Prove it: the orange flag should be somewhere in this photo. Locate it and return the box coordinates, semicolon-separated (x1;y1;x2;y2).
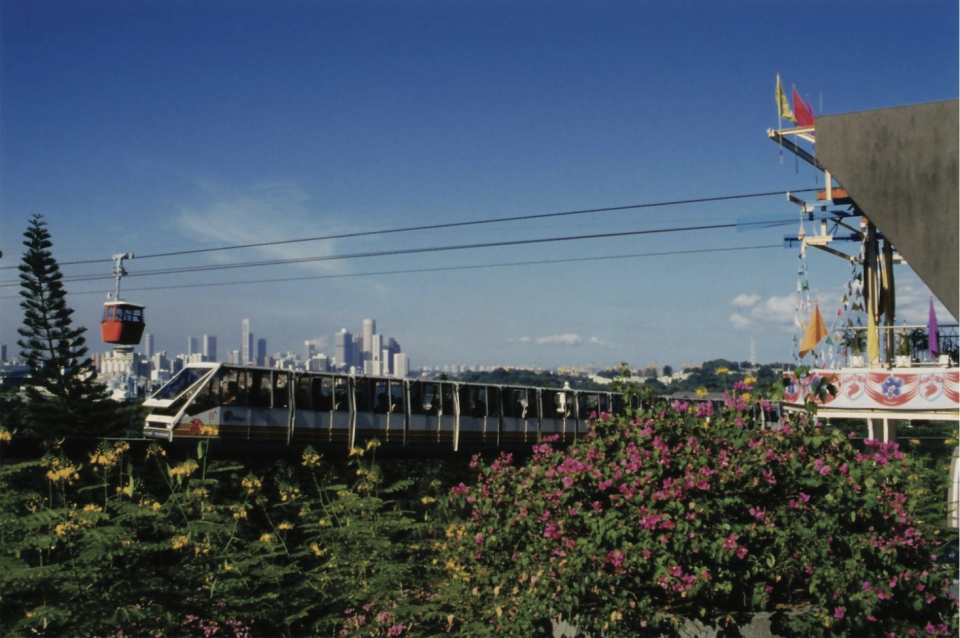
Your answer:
799;303;828;358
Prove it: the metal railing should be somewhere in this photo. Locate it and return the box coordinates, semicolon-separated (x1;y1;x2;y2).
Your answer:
840;323;958;368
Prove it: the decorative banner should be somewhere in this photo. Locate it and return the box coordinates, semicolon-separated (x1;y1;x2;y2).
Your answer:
783;369;959;412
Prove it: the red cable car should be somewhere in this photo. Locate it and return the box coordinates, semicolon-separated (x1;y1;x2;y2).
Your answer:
100;252;146;346
101;301;146;345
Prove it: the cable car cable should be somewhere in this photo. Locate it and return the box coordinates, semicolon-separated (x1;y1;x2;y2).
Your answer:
4;243;779;299
0;187;818;271
0;218;793;288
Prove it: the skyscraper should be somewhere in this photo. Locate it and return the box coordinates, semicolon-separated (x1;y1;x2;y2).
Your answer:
203;335;217;362
257;338;267;367
143;334;155;360
362;319;376;363
241;319;252;365
334;329;353;372
187;336;199;357
305;340;317;364
393;353;409;378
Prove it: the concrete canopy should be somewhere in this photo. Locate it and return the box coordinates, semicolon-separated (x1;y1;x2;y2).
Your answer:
815;100;959;320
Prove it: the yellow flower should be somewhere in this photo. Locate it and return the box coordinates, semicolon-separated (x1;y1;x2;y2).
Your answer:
421;496;436;505
716;367;729;375
146;444;166;458
171;535;189;550
279;485;300;502
259;533;273;544
695;387;708;399
348;447;364;457
170;460;198;478
741;393;752;403
200;424;219;437
151;501;162;511
82;504;103;513
0;428;12;442
945;438;957;446
241;476;262;495
909;439;921;447
231;506;248;520
744;376;758;385
302;448;322;467
278;521;294;531
310;542;323;557
366;439;381;451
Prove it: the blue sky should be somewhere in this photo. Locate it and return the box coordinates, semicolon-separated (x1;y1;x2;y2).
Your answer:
1;1;957;369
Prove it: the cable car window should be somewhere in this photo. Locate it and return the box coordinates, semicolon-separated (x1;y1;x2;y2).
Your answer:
314;377;334;412
373;380;390;414
249;371;271;409
102;306;114;321
354;379;372;413
152;367;212;401
440;383;455;416
333;378;350;412
296;375;312;410
220;368;245;406
501;388;523;418
486;387;501;417
274;372;290;409
599;394;610;414
390;382;404;413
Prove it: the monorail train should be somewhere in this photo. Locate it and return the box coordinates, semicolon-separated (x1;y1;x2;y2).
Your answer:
143;363;630;451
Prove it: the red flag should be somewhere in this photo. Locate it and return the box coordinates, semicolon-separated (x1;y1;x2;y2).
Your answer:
793;86;815;127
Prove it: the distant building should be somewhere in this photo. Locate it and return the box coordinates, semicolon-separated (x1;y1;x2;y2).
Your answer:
241;319;252;365
393;353;409;378
143;334;154;360
335;329;354;372
187;336;199;357
256;338;267;366
228;350;241;365
305;340;317;363
203;335;217;362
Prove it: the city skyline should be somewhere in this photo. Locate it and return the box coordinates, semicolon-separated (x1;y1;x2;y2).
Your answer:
1;2;956;369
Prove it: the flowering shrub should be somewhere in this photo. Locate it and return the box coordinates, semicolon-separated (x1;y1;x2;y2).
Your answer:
442;384;958;636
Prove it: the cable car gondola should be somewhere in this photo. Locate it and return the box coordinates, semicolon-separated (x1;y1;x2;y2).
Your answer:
100;252;146;346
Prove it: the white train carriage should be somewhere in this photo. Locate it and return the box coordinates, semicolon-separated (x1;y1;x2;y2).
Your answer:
143;363;627;451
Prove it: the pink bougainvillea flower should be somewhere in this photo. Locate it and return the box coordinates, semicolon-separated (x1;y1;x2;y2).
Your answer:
833;607;845;619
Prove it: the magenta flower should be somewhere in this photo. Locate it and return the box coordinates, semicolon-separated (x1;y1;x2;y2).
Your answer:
833;607;845;619
736;546;748;560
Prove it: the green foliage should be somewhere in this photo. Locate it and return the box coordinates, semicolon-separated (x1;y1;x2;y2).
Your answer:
16;215;123;437
455;368;609;391
441;386;959;636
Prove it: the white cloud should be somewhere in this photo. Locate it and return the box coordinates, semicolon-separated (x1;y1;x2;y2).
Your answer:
729;312;753;330
175;182;351;274
749;295;796;325
519;336;531;342
588;336;615;348
731;293;761;308
535;333;583;346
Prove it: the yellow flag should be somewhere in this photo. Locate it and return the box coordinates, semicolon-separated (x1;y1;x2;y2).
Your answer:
776;75;796;124
866;307;880;363
798;303;827;358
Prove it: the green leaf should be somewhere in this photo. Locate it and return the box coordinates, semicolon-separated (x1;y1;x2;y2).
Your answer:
766;554;776;568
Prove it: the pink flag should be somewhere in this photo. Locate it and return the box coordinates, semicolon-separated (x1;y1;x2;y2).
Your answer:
928;296;939;356
793;87;815;127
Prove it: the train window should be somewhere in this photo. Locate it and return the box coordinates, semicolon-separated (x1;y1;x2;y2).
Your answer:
599;394;610;414
373;380;390;414
580;393;600;418
486;387;501;417
313;377;334;412
460;386;486;418
526;390;540;418
612;395;624;415
333;378;350;412
152;367;212;401
219;368;245;406
390;382;404;413
296;376;312;410
420;382;440;415
354;379;373;413
502;388;526;418
249;371;271;409
542;390;560;416
274;372;290;409
187;377;219;415
440;383;455;416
